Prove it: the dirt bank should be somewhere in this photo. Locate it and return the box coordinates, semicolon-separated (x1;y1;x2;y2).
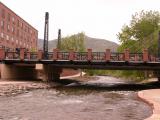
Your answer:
138;89;160;120
0;75;97;96
0;80;59;96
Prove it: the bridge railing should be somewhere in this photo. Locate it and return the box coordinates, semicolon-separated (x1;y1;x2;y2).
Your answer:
148;55;158;62
47;52;53;60
74;52;87;61
92;52;105;61
0;48;159;62
58;52;69;60
5;51;20;59
30;52;38;60
129;53;143;61
111;52;124;61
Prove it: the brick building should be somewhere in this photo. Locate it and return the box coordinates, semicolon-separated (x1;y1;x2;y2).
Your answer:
0;2;38;51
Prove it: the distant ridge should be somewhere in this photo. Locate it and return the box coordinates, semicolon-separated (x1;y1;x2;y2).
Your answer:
38;36;119;52
84;36;118;52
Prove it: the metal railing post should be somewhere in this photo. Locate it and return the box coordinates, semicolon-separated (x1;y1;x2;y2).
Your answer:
143;49;149;62
53;49;58;61
105;49;111;61
69;49;75;61
87;49;92;61
124;49;129;62
0;48;5;60
20;48;25;60
38;50;43;60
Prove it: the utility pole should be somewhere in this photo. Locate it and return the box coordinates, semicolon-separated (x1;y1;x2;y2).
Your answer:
155;31;160;82
43;12;49;59
57;29;61;49
158;31;160;59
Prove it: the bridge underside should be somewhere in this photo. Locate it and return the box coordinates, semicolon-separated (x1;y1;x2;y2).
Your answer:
1;64;37;80
2;60;160;70
0;63;62;81
1;60;160;81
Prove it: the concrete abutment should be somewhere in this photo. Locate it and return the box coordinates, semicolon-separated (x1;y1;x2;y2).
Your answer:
153;71;160;82
1;64;37;80
42;65;62;81
0;64;62;81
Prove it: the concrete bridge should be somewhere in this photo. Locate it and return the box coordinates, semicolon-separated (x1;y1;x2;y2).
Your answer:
0;48;160;81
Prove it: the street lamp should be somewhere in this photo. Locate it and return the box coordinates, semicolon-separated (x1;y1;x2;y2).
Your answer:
158;23;160;58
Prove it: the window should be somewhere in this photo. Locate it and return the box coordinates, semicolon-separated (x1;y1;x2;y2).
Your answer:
6;35;9;40
7;24;10;31
1;21;4;28
21;32;23;39
20;22;23;28
28;27;29;32
12;17;15;22
25;26;27;32
17;29;19;37
0;33;4;38
17;20;19;27
11;37;14;41
8;13;10;21
1;9;5;18
11;27;14;33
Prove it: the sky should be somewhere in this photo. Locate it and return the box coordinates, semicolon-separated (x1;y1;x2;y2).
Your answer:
1;0;160;43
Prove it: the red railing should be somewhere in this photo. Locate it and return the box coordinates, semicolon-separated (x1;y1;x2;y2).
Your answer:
0;48;158;62
5;51;20;59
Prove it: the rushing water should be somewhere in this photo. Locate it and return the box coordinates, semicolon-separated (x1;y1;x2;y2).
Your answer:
0;76;152;120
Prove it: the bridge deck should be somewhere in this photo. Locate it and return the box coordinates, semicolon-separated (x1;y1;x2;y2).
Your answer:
1;59;160;70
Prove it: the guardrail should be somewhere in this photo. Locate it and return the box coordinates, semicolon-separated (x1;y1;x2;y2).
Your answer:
0;48;158;62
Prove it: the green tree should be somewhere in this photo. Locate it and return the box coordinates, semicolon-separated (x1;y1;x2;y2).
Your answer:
116;10;160;80
118;10;160;54
60;32;85;52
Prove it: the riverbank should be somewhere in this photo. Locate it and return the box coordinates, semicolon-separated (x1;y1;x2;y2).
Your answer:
0;80;59;96
138;89;160;120
0;75;97;96
138;78;160;120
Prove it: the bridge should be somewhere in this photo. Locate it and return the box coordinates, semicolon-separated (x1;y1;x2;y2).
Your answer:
0;48;160;81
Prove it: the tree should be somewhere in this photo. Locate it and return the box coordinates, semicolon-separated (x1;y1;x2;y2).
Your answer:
116;10;160;80
117;10;160;54
60;32;85;52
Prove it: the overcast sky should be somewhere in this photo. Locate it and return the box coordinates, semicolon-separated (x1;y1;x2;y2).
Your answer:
1;0;160;43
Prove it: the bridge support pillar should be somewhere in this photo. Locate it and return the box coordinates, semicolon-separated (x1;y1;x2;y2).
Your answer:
42;65;62;81
153;71;160;82
1;64;37;80
157;74;160;82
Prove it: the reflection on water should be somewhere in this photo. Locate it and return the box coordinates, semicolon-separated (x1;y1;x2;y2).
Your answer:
0;76;152;120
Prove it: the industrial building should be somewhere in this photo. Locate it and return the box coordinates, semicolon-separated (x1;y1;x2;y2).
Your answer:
0;2;38;51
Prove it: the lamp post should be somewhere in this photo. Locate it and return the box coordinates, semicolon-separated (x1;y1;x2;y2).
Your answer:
57;29;61;49
158;23;160;58
156;23;160;82
158;31;160;58
43;12;49;59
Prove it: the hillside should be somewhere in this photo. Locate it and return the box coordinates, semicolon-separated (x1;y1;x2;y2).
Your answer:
84;36;118;52
38;36;119;52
